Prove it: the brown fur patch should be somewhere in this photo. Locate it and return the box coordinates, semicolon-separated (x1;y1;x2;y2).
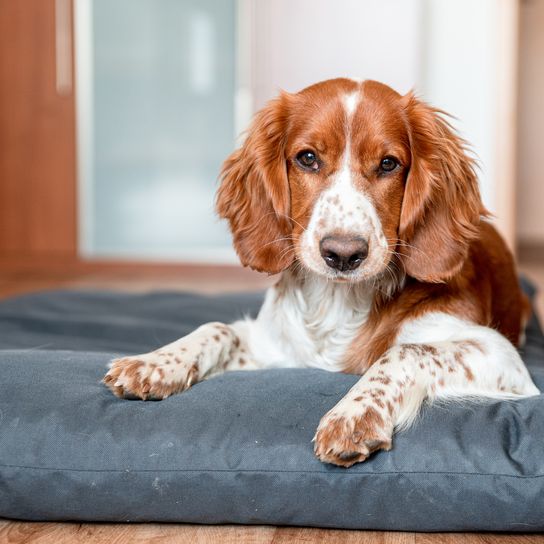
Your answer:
459;339;485;354
369;376;392;385
454;351;475;381
386;401;394;416
371;389;386;397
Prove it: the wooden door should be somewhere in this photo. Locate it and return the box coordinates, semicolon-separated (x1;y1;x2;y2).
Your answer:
0;0;77;265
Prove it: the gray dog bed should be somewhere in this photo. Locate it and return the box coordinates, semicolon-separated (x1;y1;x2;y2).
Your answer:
0;283;543;531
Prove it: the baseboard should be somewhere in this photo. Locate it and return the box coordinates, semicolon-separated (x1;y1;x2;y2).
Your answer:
518;241;544;264
0;253;256;280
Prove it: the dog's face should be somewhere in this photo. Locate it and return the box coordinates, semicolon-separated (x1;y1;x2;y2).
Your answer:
217;79;485;284
285;80;408;283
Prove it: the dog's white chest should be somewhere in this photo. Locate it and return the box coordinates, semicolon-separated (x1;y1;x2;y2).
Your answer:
248;272;372;371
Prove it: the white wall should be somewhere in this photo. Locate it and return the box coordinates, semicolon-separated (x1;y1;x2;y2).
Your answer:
420;0;518;246
517;0;544;245
420;0;497;210
250;0;423;109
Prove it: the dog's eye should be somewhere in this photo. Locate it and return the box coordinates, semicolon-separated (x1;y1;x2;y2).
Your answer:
380;157;398;173
296;150;320;171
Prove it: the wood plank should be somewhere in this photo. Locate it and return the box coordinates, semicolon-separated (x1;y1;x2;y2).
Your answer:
0;521;419;544
271;528;415;543
416;534;544;544
0;257;272;281
0;0;77;256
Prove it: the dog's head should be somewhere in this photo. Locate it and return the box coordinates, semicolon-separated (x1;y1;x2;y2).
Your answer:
217;78;486;284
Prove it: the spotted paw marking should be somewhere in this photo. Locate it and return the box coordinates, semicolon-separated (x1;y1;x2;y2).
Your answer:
103;322;244;400
313;406;393;467
103;353;199;400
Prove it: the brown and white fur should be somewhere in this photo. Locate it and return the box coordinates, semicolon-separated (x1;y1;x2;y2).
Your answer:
104;79;539;467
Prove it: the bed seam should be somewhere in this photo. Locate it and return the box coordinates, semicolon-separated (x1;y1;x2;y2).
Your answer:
0;463;542;479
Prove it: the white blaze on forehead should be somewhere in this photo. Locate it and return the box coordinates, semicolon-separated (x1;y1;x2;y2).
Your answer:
338;91;360;182
343;92;360;118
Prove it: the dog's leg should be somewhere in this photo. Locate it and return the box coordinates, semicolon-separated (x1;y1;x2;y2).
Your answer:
314;313;539;467
103;320;257;400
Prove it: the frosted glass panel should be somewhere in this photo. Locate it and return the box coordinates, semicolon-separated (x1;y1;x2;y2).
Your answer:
81;0;237;260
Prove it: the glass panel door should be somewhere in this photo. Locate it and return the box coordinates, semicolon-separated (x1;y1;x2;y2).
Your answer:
76;0;238;261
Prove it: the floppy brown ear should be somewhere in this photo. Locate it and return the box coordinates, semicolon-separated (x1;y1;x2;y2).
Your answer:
399;93;487;282
216;93;293;274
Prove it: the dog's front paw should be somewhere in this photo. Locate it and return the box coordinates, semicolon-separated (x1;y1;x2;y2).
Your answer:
313;406;393;467
103;354;199;400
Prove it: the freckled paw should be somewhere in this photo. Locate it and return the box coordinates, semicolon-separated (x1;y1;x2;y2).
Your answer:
103;356;199;401
313;410;393;467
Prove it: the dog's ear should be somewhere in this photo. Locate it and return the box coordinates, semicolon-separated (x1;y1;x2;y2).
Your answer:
399;93;487;282
216;93;293;274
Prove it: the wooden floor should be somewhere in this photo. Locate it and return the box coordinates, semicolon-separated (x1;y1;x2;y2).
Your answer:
1;522;544;544
1;261;543;544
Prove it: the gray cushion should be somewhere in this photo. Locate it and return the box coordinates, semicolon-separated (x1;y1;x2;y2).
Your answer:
0;283;544;531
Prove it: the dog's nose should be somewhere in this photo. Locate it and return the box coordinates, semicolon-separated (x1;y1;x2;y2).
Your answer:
319;236;369;272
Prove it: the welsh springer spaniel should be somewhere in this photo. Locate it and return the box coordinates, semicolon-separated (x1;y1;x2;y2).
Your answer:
104;79;539;467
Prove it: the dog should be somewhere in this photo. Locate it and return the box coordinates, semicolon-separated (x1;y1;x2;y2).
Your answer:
104;78;539;467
